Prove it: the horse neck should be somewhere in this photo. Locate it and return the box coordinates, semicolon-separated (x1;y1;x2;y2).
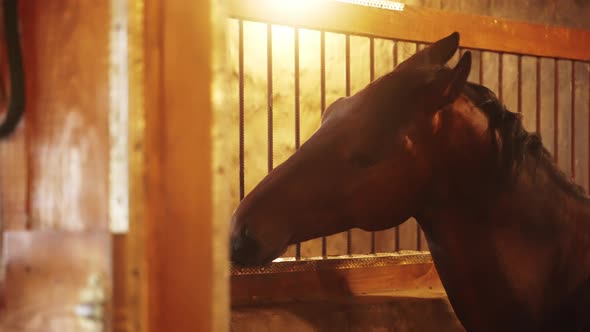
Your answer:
417;152;590;329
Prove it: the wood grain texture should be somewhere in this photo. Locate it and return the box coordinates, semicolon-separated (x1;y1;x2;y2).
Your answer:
143;0;216;331
123;1;150;331
229;0;590;61
0;231;112;332
232;262;442;305
20;1;110;230
232;290;464;332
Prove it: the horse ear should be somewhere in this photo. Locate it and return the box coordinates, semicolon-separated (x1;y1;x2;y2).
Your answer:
429;51;472;108
395;32;460;71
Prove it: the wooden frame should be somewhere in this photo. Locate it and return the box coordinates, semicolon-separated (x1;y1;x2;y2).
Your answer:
228;0;590;61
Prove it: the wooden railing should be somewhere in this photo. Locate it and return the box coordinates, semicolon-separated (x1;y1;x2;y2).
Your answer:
228;0;590;61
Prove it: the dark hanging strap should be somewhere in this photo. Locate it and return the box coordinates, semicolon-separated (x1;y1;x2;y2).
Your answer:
0;0;24;138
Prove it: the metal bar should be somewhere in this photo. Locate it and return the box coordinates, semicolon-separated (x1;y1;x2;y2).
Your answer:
320;31;326;116
267;24;274;173
294;27;302;260
536;57;541;134
554;58;559;162
321;31;327;257
345;34;352;256
239;20;245;201
393;39;399;252
416;42;424;252
369;36;376;254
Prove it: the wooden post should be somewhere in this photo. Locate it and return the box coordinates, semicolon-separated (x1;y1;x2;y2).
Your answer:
135;1;229;331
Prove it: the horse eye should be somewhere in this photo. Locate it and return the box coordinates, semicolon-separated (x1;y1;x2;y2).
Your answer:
350;154;375;169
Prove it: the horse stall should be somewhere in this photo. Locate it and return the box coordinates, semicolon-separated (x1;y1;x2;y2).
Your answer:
0;0;588;332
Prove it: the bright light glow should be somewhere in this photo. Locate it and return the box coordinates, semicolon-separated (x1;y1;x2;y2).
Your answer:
335;0;405;11
264;0;321;16
263;0;404;15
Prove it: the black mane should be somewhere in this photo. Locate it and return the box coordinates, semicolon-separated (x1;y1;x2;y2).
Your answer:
463;82;588;200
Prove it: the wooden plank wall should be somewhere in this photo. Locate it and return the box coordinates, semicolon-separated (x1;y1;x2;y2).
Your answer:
229;19;590;258
0;1;111;233
0;2;114;332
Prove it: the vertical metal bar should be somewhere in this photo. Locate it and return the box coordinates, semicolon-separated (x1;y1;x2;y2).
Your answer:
320;31;326;116
267;24;274;173
238;20;245;201
294;27;302;260
345;34;352;256
588;62;590;191
517;55;522;113
320;31;327;257
536;57;541;134
393;39;399;252
554;59;560;160
369;36;376;254
571;61;576;178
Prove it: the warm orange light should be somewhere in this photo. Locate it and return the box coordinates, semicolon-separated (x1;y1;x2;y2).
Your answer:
262;0;323;16
261;0;404;16
335;0;405;11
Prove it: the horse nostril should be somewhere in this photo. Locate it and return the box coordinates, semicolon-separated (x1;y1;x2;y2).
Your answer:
231;227;260;265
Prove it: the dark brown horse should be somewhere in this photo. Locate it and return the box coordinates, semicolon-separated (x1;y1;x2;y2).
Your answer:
229;32;590;331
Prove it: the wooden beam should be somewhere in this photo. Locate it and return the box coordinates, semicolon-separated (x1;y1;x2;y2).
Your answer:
228;0;590;62
232;260;443;305
20;1;111;230
141;0;224;331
